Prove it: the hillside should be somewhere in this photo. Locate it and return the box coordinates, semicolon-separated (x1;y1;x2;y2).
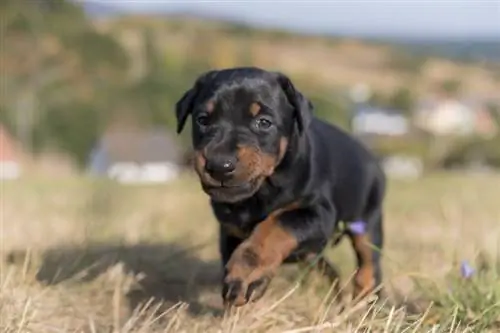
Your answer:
378;38;500;63
80;2;500;63
1;0;498;169
93;15;500;99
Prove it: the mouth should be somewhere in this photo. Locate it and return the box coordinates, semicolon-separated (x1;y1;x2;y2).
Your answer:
201;178;262;203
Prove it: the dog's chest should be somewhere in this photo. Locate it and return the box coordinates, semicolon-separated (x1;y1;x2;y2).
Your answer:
211;202;266;238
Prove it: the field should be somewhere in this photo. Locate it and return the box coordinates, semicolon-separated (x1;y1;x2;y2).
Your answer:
1;172;500;332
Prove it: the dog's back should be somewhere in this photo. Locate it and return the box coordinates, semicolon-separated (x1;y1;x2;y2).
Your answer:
306;117;386;223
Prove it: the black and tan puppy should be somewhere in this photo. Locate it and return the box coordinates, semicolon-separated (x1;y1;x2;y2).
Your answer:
175;67;386;307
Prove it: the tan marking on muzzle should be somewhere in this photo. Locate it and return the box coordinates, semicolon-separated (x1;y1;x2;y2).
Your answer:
192;150;206;174
235;139;289;181
236;145;275;181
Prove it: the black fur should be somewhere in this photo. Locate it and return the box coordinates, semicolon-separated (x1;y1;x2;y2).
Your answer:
175;67;386;304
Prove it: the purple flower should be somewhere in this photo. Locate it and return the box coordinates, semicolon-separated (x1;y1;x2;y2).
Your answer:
460;260;475;279
348;221;367;235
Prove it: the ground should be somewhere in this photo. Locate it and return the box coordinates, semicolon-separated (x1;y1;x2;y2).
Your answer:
1;171;500;332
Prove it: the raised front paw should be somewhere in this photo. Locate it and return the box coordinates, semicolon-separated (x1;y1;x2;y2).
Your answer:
222;246;274;307
222;275;271;307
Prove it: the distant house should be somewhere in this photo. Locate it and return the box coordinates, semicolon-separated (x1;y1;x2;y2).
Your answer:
414;98;473;136
414;97;497;137
350;105;424;180
88;127;183;184
351;105;410;137
0;124;22;180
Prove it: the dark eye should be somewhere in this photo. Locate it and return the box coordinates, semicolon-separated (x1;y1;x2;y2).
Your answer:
196;115;209;126
255;117;273;130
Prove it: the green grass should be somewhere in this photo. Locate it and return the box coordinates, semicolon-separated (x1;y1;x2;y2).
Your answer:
1;171;500;332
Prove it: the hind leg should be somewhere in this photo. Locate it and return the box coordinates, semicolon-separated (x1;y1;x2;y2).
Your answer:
370;210;384;295
347;207;384;301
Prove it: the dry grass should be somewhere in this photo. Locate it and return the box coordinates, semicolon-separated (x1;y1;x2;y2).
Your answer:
1;171;500;332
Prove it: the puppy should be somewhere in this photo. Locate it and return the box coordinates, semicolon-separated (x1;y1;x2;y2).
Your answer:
175;67;386;307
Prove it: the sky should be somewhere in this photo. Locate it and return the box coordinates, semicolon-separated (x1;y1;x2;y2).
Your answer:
81;0;500;39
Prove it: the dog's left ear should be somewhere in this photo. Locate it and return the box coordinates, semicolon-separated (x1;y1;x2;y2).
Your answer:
175;70;217;134
275;72;313;134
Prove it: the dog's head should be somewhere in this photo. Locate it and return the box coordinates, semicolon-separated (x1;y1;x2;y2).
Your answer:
175;67;313;203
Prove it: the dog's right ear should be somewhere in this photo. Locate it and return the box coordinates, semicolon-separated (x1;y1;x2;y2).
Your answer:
274;72;313;135
175;70;217;134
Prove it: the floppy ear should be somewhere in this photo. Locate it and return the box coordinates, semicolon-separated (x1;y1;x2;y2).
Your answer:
175;70;217;134
275;72;313;134
175;88;197;134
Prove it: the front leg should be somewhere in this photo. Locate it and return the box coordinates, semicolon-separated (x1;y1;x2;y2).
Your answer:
219;225;244;268
223;202;333;307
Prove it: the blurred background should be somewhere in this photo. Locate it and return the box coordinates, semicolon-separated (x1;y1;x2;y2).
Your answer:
1;1;500;332
1;0;499;181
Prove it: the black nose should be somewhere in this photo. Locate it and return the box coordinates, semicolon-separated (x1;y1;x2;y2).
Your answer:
205;156;237;181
